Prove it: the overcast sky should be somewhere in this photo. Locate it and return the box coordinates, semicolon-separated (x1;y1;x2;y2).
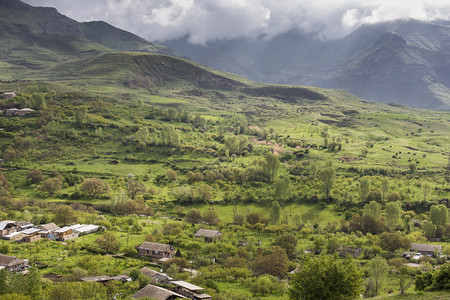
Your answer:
22;0;450;44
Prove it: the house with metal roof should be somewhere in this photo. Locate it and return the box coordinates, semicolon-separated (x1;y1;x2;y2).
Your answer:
194;229;222;242
132;284;186;300
171;281;212;300
137;242;175;259
0;254;27;272
411;243;442;256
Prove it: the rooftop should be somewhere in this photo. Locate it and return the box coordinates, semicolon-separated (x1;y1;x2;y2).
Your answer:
132;284;186;299
194;229;222;238
138;241;173;252
171;280;204;291
0;254;25;267
411;243;442;253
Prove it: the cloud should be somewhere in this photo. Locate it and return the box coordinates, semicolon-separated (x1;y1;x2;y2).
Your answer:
22;0;450;44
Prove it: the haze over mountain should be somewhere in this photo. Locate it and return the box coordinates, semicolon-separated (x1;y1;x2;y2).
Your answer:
164;19;450;110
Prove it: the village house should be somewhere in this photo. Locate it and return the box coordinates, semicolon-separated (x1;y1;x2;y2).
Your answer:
1;91;16;99
80;275;130;283
0;254;27;272
140;267;173;284
337;246;362;258
171;280;212;300
53;226;79;241
5;108;35;116
37;222;60;239
21;228;42;243
137;242;175;259
0;220;18;238
14;221;34;231
132;284;186;300
410;243;442;256
194;229;222;242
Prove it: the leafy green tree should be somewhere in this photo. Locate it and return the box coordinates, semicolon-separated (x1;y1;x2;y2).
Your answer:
385;202;402;231
74;106;88;127
126;178;146;200
94;232;120;254
26;267;41;300
53;205;78;226
165;169;178;182
359;177;370;202
377;232;410;253
364;201;381;219
249;246;288;278
429;204;448;227
274;176;291;205
270;201;281;224
39;177;62;196
80;178;110;198
366;256;389;296
381;178;389;201
184;209;202;226
202;210;220;226
289;254;364;300
422;182;431;201
274;233;298;258
264;152;280;182
319;167;335;200
26;169;43;184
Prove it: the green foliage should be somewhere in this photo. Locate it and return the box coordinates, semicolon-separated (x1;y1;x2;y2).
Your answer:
289;254;364;300
319;167;335;200
377;232;411;252
366;256;389;296
94;232;120;254
264;152;280;182
429;205;448;227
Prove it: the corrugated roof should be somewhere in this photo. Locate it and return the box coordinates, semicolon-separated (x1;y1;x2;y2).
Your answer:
21;228;41;235
171;280;204;291
37;223;60;232
132;284;186;299
75;224;99;233
411;243;442;253
138;242;173;251
141;267;159;277
194;229;222;238
0;220;16;231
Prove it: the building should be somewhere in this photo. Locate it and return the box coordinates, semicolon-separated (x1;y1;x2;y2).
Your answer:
140;267;173;284
171;281;212;300
68;224;100;235
37;222;60;239
137;242;175;259
411;243;442;256
80;275;130;283
132;284;186;300
5;108;34;116
21;228;42;243
0;220;18;238
53;227;79;241
337;247;362;258
194;229;222;242
0;254;27;272
14;221;34;231
2;91;16;99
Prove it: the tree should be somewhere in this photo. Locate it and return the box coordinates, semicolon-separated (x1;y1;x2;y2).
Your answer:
359;177;370;202
233;213;244;225
274;233;298;258
366;256;389;296
53;205;78;225
94;232;120;254
39;177;62;196
264;153;280;182
429;204;448;227
364;201;381;219
319;167;335;200
289;254;364;300
377;232;410;253
26;169;43;184
196;183;212;205
270;201;281;224
81;178;110;198
0;172;10;190
26;267;41;300
126;178;146;200
422;182;431;201
274;176;291;205
74;106;88;127
165;169;178;182
184;209;202;226
202;210;220;225
385;202;402;231
249;246;288;278
381;178;389;201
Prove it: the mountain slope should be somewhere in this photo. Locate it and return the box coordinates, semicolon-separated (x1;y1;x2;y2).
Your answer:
0;0;171;77
164;19;450;110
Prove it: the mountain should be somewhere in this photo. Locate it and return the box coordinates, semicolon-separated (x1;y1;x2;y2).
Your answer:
0;0;172;76
163;19;450;110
